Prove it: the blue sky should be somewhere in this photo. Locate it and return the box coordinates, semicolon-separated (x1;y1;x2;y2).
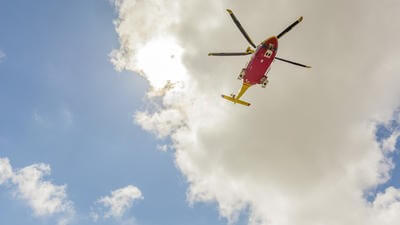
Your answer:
0;1;229;225
1;1;400;225
374;110;400;191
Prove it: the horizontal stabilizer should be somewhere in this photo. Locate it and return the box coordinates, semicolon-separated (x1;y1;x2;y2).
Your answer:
221;95;251;106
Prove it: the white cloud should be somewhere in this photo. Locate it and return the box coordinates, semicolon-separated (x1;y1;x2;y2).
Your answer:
378;113;400;153
372;187;400;224
135;108;186;138
111;0;400;225
95;185;143;219
381;131;400;153
110;0;183;91
0;157;75;225
0;158;13;184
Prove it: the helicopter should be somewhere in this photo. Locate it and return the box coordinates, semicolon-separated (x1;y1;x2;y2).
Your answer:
209;9;311;106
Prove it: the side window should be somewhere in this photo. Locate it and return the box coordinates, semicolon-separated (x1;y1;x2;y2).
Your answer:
264;50;273;58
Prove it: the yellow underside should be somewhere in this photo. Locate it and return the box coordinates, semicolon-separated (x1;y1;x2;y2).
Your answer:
221;95;251;106
221;83;252;106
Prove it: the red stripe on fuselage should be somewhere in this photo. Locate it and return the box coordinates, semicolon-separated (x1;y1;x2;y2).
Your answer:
243;36;278;85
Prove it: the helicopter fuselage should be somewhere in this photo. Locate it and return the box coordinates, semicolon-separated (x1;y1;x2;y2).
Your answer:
243;36;278;85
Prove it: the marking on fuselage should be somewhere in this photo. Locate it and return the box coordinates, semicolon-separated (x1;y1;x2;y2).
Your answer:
264;50;273;58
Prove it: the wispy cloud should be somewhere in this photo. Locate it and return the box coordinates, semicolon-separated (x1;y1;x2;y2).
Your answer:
156;144;170;152
0;50;5;63
377;110;400;153
32;107;74;129
0;158;13;184
0;157;75;225
92;185;143;221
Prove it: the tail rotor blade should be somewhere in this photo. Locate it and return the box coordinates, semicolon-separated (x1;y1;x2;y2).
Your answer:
275;57;311;68
226;9;257;48
208;52;252;56
277;16;303;39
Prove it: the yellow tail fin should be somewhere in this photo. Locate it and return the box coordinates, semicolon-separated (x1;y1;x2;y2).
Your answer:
221;95;251;106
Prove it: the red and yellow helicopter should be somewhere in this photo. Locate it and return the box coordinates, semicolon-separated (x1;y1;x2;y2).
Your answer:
209;9;311;106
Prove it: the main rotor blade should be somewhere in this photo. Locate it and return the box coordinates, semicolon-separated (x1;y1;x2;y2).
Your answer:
275;57;311;68
226;9;257;48
277;16;303;39
208;52;252;56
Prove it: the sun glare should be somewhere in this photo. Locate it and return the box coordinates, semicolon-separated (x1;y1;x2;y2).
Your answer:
136;37;188;89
